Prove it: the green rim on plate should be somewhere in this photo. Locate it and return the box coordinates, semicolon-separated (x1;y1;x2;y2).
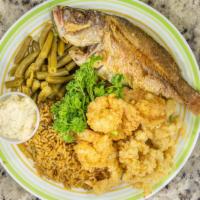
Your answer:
0;0;199;200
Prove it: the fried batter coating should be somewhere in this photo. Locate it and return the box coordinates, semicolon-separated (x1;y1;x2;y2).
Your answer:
123;87;177;129
75;130;116;169
87;96;123;134
87;95;140;140
116;88;181;194
119;136;174;194
75;129;122;193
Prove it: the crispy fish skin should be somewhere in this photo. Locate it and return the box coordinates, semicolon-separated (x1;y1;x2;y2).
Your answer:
53;6;200;114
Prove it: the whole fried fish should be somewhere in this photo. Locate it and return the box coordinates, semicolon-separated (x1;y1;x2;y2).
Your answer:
53;6;200;114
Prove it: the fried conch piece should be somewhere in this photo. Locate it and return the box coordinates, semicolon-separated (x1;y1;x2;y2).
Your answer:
74;129;122;194
123;87;177;129
119;136;174;194
86;95;140;140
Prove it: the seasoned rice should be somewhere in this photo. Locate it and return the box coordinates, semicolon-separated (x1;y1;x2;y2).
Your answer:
20;101;110;190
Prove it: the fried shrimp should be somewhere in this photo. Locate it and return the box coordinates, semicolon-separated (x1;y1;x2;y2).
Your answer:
75;130;119;170
87;96;123;134
123;88;177;129
92;164;122;194
75;129;122;193
87;95;140;140
135;93;166;125
119;136;173;194
75;130;116;169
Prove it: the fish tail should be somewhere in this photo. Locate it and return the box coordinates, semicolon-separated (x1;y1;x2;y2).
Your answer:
175;78;200;115
187;93;200;115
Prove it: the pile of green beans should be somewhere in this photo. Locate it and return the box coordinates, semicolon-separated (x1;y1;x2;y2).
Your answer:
5;22;78;103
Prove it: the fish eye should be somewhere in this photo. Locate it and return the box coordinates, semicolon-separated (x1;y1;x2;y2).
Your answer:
74;11;88;24
63;9;71;21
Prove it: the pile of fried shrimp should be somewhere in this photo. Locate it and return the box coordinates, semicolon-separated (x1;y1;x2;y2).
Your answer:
20;87;183;194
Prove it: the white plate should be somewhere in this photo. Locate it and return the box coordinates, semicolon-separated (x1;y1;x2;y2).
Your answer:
0;0;199;200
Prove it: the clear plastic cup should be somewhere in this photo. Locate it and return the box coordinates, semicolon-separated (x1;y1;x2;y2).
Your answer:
0;92;40;144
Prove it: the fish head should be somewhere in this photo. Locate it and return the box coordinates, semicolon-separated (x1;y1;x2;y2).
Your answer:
52;6;105;46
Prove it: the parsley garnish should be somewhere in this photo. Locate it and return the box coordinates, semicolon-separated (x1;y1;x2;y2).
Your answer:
51;56;124;142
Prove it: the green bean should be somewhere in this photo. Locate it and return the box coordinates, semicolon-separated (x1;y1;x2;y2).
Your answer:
38;86;52;103
28;43;33;54
48;84;60;99
34;57;44;71
58;39;65;57
9;66;18;76
26;79;33;88
39;22;52;49
36;71;48;80
32;92;38;102
66;45;76;53
25;63;36;79
61;37;69;45
57;54;72;68
26;71;34;88
41;64;48;72
32;79;40;93
48;94;56;100
40;81;48;89
58;46;76;68
11;88;17;92
46;75;73;84
15;36;32;64
32;40;40;52
51;84;62;93
25;69;30;79
21;85;31;96
65;61;76;72
15;51;39;78
49;68;69;77
65;43;73;51
49;36;58;73
47;53;51;72
35;31;54;71
24;51;29;57
57;85;66;99
5;78;24;88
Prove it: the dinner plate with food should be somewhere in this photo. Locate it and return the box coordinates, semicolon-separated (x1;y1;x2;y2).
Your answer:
0;0;199;200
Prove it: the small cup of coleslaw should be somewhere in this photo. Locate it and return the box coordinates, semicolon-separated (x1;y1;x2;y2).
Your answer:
0;92;40;144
